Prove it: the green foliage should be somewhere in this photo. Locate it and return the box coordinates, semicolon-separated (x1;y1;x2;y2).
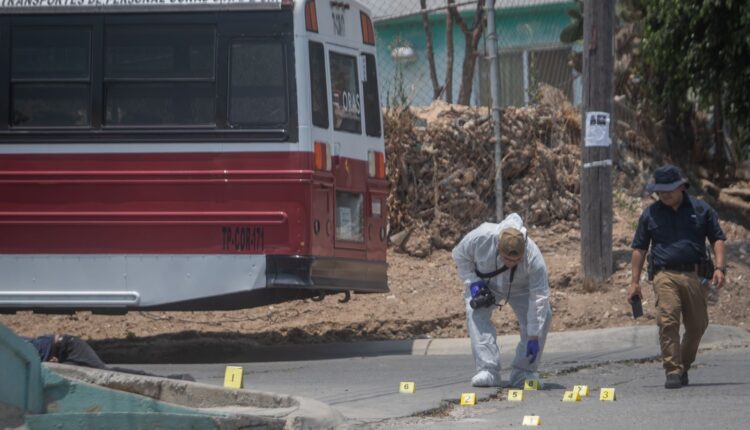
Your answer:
560;0;583;43
643;0;750;159
617;0;645;22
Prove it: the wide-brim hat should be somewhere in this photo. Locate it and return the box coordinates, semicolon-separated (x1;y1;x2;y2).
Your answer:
645;164;690;193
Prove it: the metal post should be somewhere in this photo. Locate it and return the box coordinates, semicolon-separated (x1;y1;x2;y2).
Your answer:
581;0;614;289
486;0;503;221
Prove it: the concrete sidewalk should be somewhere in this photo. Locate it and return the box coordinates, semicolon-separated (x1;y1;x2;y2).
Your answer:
204;324;750;362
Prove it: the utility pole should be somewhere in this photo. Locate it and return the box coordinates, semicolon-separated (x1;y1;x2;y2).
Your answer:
485;0;503;221
581;0;614;289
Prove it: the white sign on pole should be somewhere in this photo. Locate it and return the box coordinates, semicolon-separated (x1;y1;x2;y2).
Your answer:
584;111;611;147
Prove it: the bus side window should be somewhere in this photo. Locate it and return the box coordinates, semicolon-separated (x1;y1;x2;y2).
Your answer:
362;53;381;138
104;24;216;127
10;26;91;128
329;52;361;134
309;41;329;129
229;39;288;127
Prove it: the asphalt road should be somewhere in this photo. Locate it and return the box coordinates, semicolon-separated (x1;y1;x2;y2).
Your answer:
122;326;750;429
363;347;750;430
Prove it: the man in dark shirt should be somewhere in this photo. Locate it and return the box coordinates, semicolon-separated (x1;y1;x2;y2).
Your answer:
23;334;195;381
628;164;726;389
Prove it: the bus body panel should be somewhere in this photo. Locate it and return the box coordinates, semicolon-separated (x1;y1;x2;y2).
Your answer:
0;0;387;312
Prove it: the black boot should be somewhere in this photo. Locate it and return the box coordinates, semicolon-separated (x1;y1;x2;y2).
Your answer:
665;374;682;389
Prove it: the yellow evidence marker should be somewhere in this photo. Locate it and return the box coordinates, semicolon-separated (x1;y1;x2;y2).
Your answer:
399;382;415;394
223;366;244;389
600;388;616;401
522;415;542;426
524;379;541;390
573;385;590;397
507;389;524;401
460;392;477;406
562;390;581;402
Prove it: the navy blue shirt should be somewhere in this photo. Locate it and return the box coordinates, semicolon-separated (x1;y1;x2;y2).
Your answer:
22;335;55;362
631;192;725;266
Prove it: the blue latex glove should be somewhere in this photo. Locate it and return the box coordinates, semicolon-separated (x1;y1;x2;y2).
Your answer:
526;339;540;364
469;281;486;298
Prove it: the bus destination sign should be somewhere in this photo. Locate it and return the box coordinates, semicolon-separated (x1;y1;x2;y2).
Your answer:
1;0;282;11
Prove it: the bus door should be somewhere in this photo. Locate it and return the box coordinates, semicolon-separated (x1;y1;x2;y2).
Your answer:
326;44;368;257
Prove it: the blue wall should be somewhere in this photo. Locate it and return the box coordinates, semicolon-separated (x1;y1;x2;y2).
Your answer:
374;2;575;106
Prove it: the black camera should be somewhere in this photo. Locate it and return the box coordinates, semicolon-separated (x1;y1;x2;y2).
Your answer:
469;286;496;309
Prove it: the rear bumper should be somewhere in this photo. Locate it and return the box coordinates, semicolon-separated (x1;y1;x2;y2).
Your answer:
143;255;388;311
266;255;388;293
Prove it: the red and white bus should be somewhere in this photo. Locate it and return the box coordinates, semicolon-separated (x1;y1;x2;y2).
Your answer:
0;0;388;313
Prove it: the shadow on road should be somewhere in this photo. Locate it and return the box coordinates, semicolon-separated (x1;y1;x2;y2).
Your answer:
89;331;424;364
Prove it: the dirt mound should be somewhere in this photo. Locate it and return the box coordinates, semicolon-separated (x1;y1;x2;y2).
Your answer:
385;85;581;257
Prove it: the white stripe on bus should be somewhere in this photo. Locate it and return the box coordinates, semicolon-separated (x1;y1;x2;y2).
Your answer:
0;254;267;308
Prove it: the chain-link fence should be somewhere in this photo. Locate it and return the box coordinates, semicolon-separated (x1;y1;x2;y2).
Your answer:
360;0;579;108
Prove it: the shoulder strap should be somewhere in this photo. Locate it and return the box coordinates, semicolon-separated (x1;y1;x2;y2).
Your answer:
475;265;508;279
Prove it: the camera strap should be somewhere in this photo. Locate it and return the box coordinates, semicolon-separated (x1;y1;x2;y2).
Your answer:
475;266;516;283
475;266;508;279
475;266;516;307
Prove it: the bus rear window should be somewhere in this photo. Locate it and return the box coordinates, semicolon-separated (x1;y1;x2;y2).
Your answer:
362;53;381;137
229;40;288;127
309;41;329;129
329;52;361;134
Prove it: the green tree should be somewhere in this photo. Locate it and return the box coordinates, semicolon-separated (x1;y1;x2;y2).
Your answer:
643;0;750;178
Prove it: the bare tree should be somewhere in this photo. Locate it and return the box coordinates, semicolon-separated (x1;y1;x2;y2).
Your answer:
445;1;454;103
420;0;443;100
448;0;486;105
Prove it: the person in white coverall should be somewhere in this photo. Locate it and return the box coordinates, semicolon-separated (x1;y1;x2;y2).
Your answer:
452;213;552;387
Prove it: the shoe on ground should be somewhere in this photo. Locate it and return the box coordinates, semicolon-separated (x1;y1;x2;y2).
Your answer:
471;370;500;387
680;370;689;386
665;373;682;389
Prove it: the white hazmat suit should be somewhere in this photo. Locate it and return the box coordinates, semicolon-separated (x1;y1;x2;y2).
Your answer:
452;213;552;387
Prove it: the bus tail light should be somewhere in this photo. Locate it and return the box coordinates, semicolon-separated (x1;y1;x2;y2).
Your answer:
314;141;332;171
305;0;318;32
368;150;385;179
360;12;375;45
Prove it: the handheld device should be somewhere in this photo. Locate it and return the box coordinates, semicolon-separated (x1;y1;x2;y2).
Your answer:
631;295;643;319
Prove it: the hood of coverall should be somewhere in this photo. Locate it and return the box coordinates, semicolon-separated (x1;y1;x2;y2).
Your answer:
496;213;528;250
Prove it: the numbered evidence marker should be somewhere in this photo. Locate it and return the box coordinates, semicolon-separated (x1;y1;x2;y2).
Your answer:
573;385;590;397
460;392;477;406
507;389;524;401
399;382;415;394
522;415;542;426
562;390;581;402
223;366;244;389
524;379;541;390
599;388;616;401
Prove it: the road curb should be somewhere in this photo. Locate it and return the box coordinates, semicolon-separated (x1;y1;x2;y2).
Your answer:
46;363;344;430
218;324;750;362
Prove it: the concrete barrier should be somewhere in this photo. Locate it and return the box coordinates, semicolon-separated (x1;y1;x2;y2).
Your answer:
1;324;343;429
46;363;343;430
0;324;43;414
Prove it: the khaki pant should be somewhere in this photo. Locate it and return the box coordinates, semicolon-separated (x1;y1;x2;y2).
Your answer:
653;270;709;376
